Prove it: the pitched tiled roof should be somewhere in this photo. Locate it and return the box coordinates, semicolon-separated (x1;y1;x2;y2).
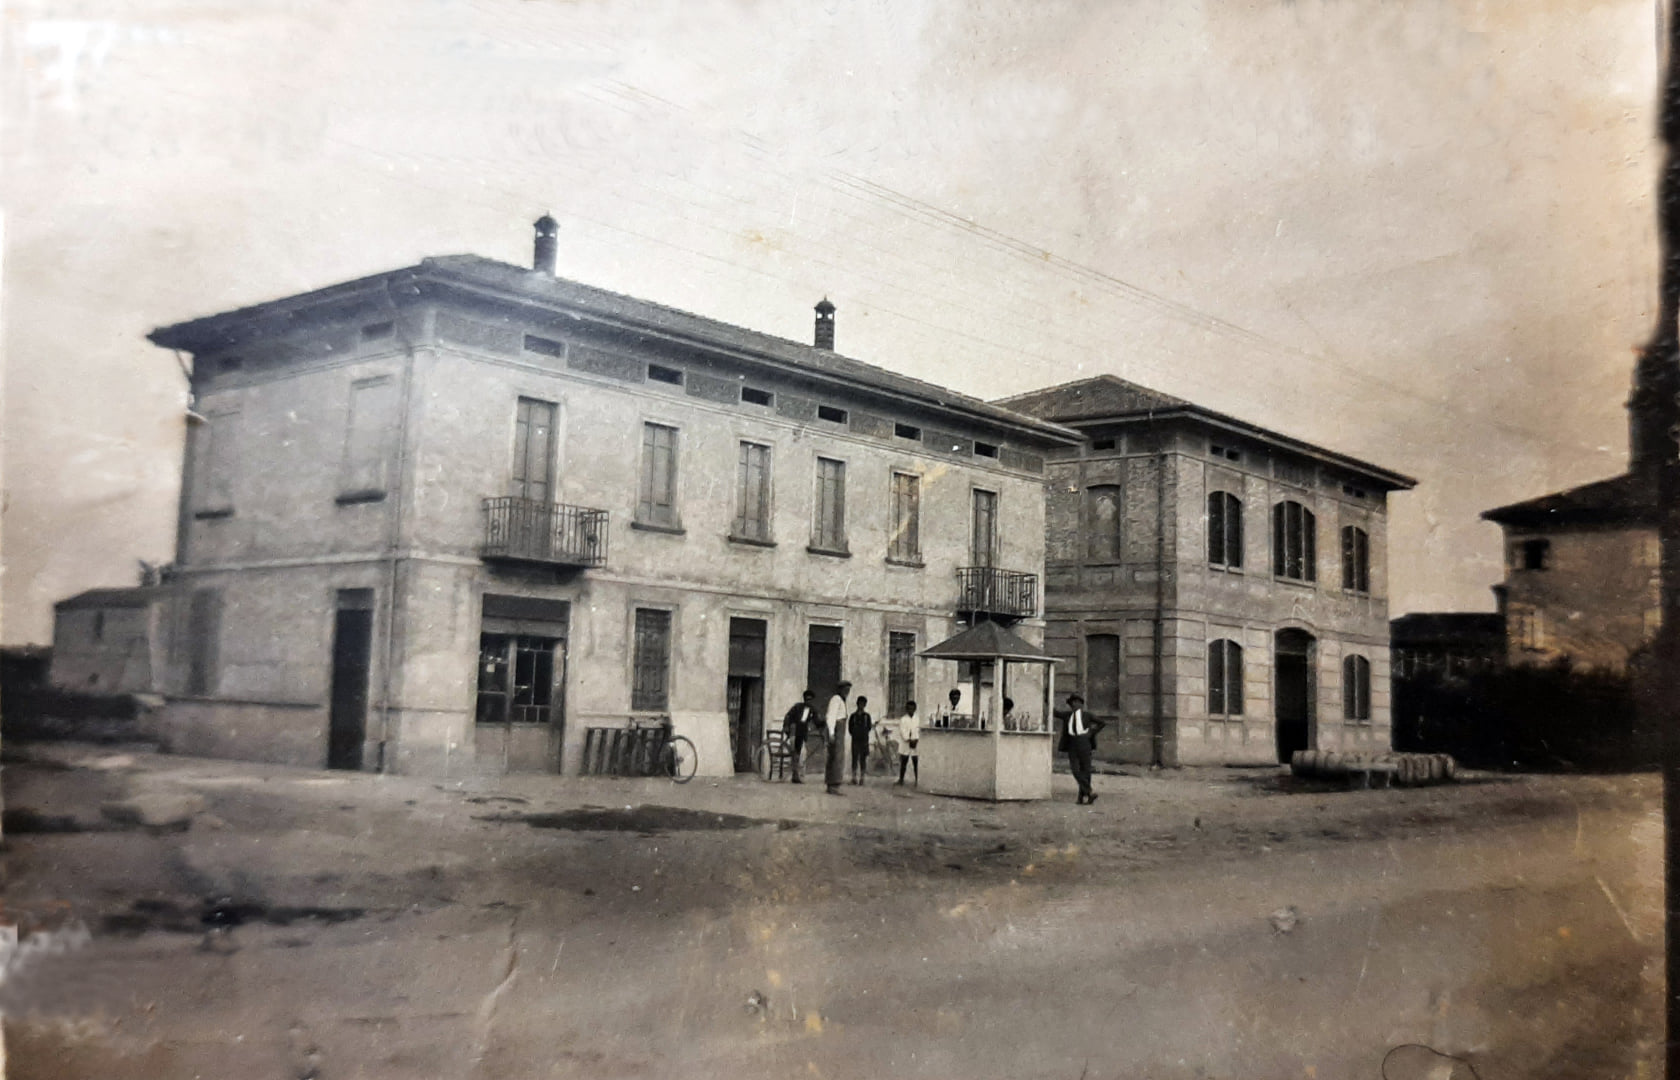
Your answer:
150;255;1079;447
1481;470;1657;528
998;375;1416;491
995;374;1188;420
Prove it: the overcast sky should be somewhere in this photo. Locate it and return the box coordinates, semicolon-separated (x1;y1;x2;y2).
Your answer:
1;0;1660;645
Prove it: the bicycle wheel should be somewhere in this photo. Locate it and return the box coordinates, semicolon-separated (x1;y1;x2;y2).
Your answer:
663;735;698;783
756;743;775;782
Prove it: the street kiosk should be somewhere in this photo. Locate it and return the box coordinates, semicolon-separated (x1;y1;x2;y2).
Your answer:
916;621;1059;801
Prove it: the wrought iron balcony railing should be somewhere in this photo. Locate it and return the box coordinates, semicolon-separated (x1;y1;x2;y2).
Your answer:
481;497;608;568
956;566;1039;619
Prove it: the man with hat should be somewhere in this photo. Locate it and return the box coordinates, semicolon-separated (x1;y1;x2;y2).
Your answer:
1058;693;1104;805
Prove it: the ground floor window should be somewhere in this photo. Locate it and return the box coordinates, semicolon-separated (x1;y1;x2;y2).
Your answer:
1208;638;1244;716
1342;654;1371;722
888;631;917;716
476;633;561;725
632;608;673;711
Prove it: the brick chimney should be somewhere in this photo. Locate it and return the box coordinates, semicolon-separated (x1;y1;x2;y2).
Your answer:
533;214;558;275
814;298;835;350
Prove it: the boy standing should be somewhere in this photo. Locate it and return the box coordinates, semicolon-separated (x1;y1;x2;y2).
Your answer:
895;701;920;786
848;696;874;785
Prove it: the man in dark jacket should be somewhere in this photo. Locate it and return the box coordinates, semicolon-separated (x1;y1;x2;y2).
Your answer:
1057;693;1105;805
781;690;815;783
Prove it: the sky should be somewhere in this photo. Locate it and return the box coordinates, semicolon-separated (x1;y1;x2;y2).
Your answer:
1;0;1662;645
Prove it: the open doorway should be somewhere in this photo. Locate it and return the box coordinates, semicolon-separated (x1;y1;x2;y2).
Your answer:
807;624;843;710
727;617;767;772
1274;628;1316;763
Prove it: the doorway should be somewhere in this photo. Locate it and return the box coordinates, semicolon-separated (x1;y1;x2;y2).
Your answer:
727;618;767;772
807;624;843;711
1274;628;1316;763
328;589;375;770
473;595;570;773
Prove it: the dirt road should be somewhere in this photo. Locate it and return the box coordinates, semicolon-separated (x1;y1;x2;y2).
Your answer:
0;745;1661;1078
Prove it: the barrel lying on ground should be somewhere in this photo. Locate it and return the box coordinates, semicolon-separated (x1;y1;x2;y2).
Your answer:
1290;750;1457;787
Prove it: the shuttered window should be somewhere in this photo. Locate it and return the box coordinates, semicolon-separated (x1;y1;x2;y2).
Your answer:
1342;654;1371;721
637;423;680;528
813;457;847;552
1272;501;1317;582
889;472;921;562
1208;639;1244;716
511;397;557;502
1340;526;1370;593
733;441;772;541
1208;491;1243;568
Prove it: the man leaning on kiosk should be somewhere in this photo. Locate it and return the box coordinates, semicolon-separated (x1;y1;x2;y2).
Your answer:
1058;693;1106;805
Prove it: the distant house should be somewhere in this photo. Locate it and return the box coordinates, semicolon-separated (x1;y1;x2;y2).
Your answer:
49;587;171;695
1390;612;1506;681
1001;376;1415;767
1481;472;1660;673
107;219;1075;776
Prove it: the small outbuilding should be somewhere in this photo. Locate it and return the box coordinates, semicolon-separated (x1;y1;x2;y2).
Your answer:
917;621;1059;801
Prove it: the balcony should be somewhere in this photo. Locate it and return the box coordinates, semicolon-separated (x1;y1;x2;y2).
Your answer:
481;497;608;568
956;566;1039;620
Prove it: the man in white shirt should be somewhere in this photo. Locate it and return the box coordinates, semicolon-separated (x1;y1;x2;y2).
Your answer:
823;681;852;795
1058;693;1104;805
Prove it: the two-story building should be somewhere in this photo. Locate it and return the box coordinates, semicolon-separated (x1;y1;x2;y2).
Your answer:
1001;376;1415;767
131;219;1076;776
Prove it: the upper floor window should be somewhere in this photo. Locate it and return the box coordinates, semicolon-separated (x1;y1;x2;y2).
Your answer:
1208;491;1243;569
339;377;400;504
1342;654;1371;721
1272;501;1317;582
511;397;556;503
889;472;921;563
636;422;680;529
733;441;772;542
192;407;241;519
1519;538;1551;571
971;489;998;567
1340;526;1370;593
813;457;848;553
1086;485;1122;563
1208;638;1244;716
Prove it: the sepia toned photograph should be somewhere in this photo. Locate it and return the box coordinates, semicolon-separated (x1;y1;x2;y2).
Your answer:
0;2;1671;1077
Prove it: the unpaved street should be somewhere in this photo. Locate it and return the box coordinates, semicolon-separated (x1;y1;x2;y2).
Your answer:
1;746;1662;1079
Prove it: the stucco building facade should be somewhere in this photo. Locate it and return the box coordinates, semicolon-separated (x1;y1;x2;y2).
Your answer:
1002;377;1415;767
128;223;1074;776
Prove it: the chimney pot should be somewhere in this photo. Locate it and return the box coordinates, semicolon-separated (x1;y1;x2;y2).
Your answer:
533;214;559;275
814;297;836;350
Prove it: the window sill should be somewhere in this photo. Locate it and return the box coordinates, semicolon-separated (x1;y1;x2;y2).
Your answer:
1272;576;1318;589
193;508;234;521
632;520;686;536
728;534;776;549
807;545;852;559
1341;587;1371;597
336;489;387;506
1208;563;1244;575
885;556;925;569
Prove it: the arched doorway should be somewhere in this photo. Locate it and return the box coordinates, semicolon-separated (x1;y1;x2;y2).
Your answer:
1274;628;1316;763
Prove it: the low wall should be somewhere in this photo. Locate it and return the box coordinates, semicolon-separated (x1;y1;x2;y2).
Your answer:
152;699;327;769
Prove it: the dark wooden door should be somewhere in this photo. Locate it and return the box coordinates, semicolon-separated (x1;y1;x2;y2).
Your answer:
807;625;843;713
728;618;767;772
328;604;374;770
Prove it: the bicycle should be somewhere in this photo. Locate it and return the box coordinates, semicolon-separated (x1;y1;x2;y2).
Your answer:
626;715;696;783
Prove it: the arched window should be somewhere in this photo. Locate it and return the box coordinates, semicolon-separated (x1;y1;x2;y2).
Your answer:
1272;501;1317;582
1342;654;1371;721
1086;485;1122;562
1208;491;1243;568
1208;638;1244;716
1340;526;1370;593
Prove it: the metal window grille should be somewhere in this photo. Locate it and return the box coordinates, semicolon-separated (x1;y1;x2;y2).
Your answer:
631;609;671;711
888;632;916;716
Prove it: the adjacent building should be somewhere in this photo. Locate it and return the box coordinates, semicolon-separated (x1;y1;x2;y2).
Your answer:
1002;377;1415;767
117;220;1075;776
